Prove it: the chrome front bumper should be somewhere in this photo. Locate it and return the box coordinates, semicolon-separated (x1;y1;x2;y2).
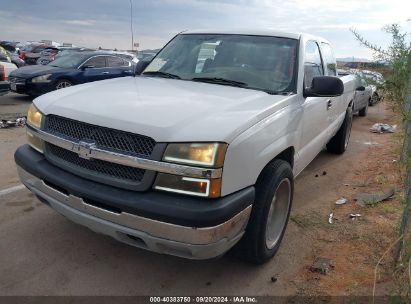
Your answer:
17;166;251;260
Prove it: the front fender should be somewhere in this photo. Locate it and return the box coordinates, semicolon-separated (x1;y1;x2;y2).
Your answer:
221;104;303;196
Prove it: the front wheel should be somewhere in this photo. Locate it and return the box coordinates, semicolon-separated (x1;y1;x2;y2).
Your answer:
55;79;72;90
234;160;293;264
326;107;353;154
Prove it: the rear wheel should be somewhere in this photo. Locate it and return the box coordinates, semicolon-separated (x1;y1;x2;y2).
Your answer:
55;79;72;90
234;160;293;264
326;107;353;154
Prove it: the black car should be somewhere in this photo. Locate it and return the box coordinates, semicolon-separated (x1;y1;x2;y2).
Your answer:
9;52;135;96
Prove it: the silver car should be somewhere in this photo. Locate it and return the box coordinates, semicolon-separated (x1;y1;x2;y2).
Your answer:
352;72;373;116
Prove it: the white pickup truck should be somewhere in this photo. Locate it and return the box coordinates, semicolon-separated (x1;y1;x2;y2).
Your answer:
15;30;355;264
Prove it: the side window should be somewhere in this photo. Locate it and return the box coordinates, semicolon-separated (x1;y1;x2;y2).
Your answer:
107;56;128;67
320;43;337;76
84;56;106;68
304;41;324;88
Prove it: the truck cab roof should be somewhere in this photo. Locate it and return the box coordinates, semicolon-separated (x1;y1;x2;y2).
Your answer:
182;29;330;44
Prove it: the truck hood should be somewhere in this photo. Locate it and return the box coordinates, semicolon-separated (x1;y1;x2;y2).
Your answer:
35;76;294;143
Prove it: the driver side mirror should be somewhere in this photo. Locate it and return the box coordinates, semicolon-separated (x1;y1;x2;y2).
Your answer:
304;76;344;97
356;86;365;91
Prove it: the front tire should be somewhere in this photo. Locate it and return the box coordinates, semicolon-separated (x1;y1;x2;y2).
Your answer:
234;160;293;264
326;107;353;154
55;79;72;90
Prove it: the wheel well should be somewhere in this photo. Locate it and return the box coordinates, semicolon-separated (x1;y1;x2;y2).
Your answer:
256;147;295;184
274;146;295;168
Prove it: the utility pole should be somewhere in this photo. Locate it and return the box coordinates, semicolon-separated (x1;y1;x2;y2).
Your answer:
129;0;134;53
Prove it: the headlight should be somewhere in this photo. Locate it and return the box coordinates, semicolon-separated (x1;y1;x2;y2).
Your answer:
163;143;227;167
26;104;44;153
27;104;43;128
154;173;221;198
156;143;227;198
31;74;51;83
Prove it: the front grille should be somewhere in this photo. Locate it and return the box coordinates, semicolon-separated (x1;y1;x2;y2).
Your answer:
47;143;145;184
45;115;156;158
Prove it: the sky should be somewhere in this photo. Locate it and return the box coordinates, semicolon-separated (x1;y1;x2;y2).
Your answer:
1;0;410;59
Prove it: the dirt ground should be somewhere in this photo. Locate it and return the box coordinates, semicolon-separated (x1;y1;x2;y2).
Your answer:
0;93;404;297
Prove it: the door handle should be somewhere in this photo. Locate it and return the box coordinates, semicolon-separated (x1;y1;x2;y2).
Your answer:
102;71;109;74
327;99;332;110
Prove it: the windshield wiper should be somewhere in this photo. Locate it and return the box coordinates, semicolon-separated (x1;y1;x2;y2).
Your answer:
262;90;294;96
142;71;181;79
191;77;248;88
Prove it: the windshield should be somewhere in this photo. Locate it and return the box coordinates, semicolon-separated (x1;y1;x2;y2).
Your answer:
144;34;298;94
48;53;88;68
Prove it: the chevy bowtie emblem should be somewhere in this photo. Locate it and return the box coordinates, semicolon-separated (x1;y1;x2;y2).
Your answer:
73;141;96;160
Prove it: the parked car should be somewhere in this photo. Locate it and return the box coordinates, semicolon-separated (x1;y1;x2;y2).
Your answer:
352;73;373;116
9;52;134;96
36;47;60;65
0;64;10;96
0;43;25;67
15;30;356;264
0;41;18;53
339;69;379;111
0;59;17;80
362;70;384;104
0;45;11;63
19;43;48;65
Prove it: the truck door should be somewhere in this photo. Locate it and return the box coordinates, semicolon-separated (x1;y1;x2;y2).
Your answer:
319;42;341;135
298;41;329;172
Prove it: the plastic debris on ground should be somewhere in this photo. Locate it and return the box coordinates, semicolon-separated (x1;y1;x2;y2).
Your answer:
310;257;334;275
0;117;26;129
349;213;361;220
369;123;396;133
355;188;395;207
328;213;334;224
335;198;347;205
